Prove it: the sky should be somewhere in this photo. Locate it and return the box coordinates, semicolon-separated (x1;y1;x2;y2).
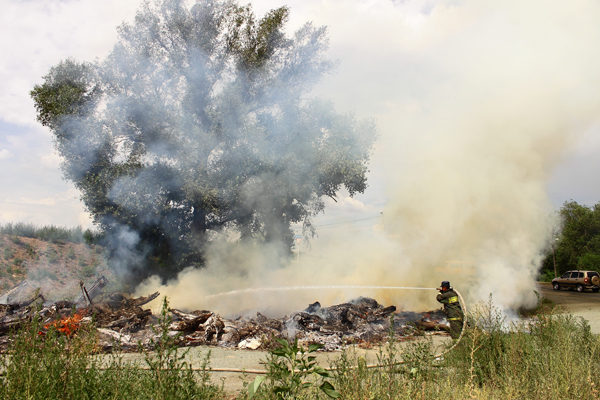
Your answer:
1;0;599;232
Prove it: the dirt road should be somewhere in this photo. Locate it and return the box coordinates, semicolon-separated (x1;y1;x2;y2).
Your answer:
537;282;600;333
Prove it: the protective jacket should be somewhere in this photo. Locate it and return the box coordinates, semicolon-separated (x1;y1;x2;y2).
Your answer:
436;289;463;321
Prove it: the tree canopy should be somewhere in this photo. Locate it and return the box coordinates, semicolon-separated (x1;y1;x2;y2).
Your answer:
31;0;378;281
541;200;600;277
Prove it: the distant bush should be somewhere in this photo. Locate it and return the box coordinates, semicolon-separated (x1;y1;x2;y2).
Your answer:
67;247;77;260
29;267;58;281
2;247;15;260
25;243;36;258
45;245;59;264
9;236;23;246
537;269;555;282
0;222;103;245
577;252;600;272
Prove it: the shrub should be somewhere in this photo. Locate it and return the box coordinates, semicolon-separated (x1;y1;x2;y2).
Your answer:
2;246;15;260
45;245;59;264
0;299;225;399
248;338;340;399
78;264;96;279
9;236;22;246
0;222;103;245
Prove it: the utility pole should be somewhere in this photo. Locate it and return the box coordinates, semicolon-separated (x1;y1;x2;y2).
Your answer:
552;238;558;278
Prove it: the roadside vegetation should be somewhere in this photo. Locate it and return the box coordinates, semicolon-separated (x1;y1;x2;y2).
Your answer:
0;222;102;245
1;296;599;399
540;200;600;281
0;298;224;400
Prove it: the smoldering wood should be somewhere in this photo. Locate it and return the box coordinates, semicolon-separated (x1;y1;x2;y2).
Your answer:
0;279;450;352
75;276;108;304
130;291;160;307
80;281;94;307
3;281;29;304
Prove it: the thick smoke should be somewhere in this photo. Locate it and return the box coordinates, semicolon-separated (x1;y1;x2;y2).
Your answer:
138;0;600;316
38;1;376;293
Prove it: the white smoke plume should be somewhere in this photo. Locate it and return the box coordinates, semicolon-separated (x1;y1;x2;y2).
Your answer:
138;0;600;316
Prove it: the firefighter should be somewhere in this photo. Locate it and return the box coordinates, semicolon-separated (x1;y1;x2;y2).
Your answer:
436;281;464;340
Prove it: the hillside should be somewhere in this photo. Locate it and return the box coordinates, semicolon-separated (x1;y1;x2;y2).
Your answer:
0;234;115;302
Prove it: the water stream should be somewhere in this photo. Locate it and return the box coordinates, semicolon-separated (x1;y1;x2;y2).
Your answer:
206;285;437;299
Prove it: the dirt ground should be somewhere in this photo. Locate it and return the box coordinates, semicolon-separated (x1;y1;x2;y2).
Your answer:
537;282;600;333
106;333;453;395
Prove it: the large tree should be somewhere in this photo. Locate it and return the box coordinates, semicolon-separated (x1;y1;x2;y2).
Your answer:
541;200;600;276
31;0;377;280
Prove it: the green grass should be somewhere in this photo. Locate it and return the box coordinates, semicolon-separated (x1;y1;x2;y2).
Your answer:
78;262;96;279
45;245;59;264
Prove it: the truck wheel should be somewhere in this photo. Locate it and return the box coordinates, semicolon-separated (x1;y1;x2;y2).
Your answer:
553;282;560;291
593;288;599;293
576;284;584;292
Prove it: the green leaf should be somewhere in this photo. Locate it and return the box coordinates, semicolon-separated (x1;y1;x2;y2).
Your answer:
308;343;323;353
273;386;290;394
320;381;341;398
248;376;266;399
313;365;330;377
271;349;287;356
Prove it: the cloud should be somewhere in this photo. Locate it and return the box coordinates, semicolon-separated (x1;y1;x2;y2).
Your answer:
0;149;12;159
4;197;56;206
0;0;139;126
40;153;61;168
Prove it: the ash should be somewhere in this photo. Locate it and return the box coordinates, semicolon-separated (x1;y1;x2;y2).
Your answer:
0;278;449;352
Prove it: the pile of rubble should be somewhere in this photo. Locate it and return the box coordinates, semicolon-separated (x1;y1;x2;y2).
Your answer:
0;277;450;352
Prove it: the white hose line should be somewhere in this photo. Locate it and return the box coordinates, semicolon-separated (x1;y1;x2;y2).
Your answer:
206;285;437;299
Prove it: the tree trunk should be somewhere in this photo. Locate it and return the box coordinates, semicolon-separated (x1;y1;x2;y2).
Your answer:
192;206;207;237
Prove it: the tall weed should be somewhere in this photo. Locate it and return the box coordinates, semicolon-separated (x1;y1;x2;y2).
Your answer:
327;296;600;400
0;301;225;400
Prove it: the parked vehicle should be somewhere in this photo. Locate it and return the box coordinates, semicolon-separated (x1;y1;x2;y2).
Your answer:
552;270;600;292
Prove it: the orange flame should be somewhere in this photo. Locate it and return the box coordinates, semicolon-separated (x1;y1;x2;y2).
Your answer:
44;311;86;336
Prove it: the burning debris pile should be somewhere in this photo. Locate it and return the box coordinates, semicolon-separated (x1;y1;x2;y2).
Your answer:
0;277;450;352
